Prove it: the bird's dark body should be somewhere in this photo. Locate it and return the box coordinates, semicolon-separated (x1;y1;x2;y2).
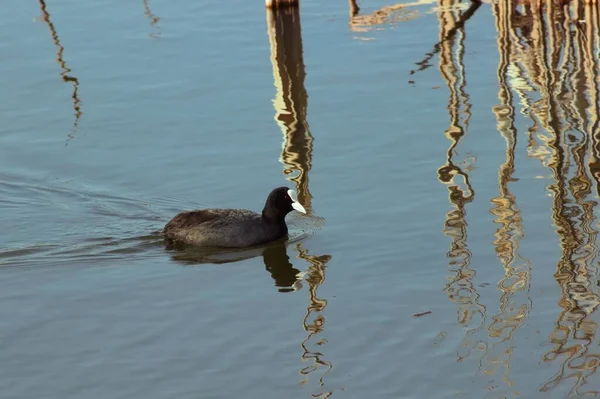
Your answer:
164;208;287;248
163;187;303;248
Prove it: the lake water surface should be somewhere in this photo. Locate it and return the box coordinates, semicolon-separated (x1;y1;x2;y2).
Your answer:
2;0;600;398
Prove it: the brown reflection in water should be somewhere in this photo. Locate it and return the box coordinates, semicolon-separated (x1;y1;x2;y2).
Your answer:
436;0;533;391
481;2;532;392
493;1;600;396
348;2;419;34
349;0;360;17
297;244;332;398
142;0;161;38
435;0;486;365
266;9;333;395
266;7;313;211
410;0;482;75
37;0;82;141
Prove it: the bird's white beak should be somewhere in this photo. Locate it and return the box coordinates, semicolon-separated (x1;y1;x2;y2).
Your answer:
287;189;307;214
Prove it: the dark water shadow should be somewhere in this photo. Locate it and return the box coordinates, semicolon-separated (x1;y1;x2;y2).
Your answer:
166;239;303;293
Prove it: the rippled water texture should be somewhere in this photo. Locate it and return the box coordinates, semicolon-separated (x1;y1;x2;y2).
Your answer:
3;0;600;398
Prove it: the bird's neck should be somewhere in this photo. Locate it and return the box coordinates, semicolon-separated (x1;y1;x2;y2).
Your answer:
261;209;287;226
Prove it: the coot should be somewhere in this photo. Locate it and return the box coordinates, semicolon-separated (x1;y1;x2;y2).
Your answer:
163;186;307;248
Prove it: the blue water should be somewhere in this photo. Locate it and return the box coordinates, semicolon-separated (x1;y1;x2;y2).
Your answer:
2;0;600;398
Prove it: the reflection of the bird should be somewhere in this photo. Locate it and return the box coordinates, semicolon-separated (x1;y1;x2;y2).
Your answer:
266;8;333;395
167;241;304;293
435;0;486;366
37;0;83;142
492;1;600;396
142;0;161;38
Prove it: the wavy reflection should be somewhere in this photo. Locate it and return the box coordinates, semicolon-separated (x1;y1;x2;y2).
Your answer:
436;0;535;394
266;8;333;395
481;2;532;393
142;0;161;38
37;0;83;141
348;2;419;35
167;241;304;293
433;0;600;394
266;7;313;211
490;1;600;396
297;244;332;398
435;0;486;367
411;0;482;75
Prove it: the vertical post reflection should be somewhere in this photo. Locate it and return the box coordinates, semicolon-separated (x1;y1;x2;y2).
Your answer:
497;1;600;396
410;0;482;75
483;1;532;393
38;0;83;141
435;0;487;366
266;7;313;211
266;8;333;396
432;0;600;394
540;3;600;395
349;0;360;17
297;246;332;398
